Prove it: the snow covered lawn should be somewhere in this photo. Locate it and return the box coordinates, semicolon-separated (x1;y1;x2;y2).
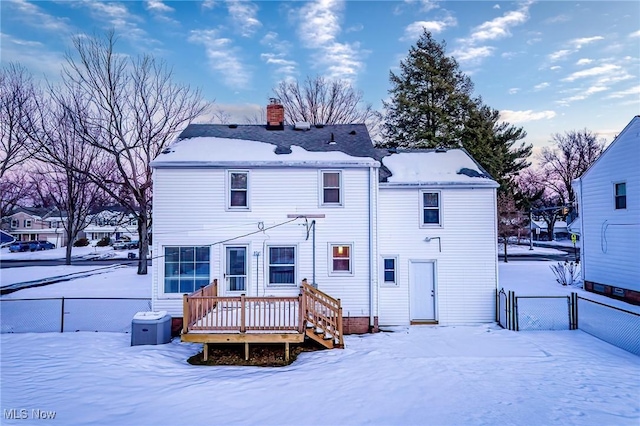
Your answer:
0;245;140;261
1;326;638;425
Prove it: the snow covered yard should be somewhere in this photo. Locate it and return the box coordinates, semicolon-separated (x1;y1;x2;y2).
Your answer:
1;325;639;425
1;262;639;425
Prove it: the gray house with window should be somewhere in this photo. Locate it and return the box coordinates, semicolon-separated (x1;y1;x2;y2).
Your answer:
573;115;640;304
150;116;499;331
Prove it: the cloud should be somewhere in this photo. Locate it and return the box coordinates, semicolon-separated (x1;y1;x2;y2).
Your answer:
226;1;262;37
499;110;556;123
402;0;440;13
576;58;593;66
508;88;520;95
0;33;65;78
562;64;621;82
188;29;251;88
556;85;608;105
547;49;572;62
260;53;298;78
145;0;174;13
72;1;153;44
402;16;457;40
201;0;216;10
606;85;640;99
569;36;604;49
630;30;640;38
450;46;494;63
467;6;529;43
452;2;530;65
550;66;561;71
533;82;549;90
4;0;72;32
544;14;571;24
296;0;365;81
493;4;500;9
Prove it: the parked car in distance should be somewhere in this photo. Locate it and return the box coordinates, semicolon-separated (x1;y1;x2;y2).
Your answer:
9;242;31;252
113;239;138;250
38;241;56;250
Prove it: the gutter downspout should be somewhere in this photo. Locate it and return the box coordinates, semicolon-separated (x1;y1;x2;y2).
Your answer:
368;166;375;331
312;220;316;288
577;178;585;287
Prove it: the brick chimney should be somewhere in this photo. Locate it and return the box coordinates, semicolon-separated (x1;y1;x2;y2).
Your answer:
266;98;284;130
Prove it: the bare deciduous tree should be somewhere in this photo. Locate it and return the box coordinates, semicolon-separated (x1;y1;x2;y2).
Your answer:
26;89;109;264
272;76;375;126
538;129;606;205
497;192;526;262
0;63;37;178
0;169;33;220
60;31;209;274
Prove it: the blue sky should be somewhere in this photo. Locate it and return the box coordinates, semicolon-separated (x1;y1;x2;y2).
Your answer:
1;0;639;152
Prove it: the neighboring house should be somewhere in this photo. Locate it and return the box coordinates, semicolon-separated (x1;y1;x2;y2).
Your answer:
530;220;570;241
83;209;138;242
150;117;499;331
573;116;640;305
5;208;68;247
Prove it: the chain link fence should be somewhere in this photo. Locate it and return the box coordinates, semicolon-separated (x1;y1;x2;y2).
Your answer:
1;298;151;333
497;289;640;356
577;297;640;356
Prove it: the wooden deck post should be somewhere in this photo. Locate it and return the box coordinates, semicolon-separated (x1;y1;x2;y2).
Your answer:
285;342;290;362
298;292;305;333
182;294;189;335
245;342;249;361
337;303;344;347
240;294;246;333
203;343;209;361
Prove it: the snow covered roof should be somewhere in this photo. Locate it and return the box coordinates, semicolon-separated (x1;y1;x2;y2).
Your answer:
151;124;380;169
380;149;498;187
153;124;497;187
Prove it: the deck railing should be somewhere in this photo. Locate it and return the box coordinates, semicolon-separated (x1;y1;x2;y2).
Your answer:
301;282;344;347
183;279;344;347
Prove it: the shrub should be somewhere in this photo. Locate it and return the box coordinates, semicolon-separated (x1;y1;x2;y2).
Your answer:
95;237;111;247
73;238;90;247
550;260;581;286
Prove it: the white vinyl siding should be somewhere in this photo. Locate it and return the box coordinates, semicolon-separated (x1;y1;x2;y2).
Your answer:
378;186;497;326
578;117;640;292
152;167;372;317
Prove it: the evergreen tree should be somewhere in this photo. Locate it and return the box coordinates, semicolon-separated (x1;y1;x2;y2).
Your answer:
382;29;532;192
382;30;474;148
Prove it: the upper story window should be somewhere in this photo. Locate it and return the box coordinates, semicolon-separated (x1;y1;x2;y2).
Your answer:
268;246;296;286
421;191;441;226
228;171;249;210
24;219;32;228
321;170;342;206
615;182;626;210
10;219;18;228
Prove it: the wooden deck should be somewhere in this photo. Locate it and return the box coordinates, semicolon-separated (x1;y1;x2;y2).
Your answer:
181;280;344;361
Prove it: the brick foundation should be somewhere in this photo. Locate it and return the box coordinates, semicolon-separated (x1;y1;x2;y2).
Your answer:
342;316;379;334
584;281;640;305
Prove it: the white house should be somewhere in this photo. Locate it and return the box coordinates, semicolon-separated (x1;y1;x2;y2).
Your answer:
150;119;499;332
573;116;640;304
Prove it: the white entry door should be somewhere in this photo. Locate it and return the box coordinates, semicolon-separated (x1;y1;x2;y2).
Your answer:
409;261;435;321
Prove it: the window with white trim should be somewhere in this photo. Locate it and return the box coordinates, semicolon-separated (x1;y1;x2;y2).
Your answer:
321;170;342;206
164;246;210;294
268;246;296;286
421;191;441;226
11;219;18;228
615;182;626;210
382;257;397;285
228;171;249;209
24;219;32;228
330;244;352;274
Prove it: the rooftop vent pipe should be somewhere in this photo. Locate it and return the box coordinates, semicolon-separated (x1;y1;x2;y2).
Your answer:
328;133;336;145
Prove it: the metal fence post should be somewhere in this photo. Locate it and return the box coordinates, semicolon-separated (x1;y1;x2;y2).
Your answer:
60;297;65;333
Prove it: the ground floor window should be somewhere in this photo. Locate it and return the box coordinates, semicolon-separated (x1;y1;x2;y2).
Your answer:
164;246;210;294
268;246;296;285
330;243;352;274
383;257;397;285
